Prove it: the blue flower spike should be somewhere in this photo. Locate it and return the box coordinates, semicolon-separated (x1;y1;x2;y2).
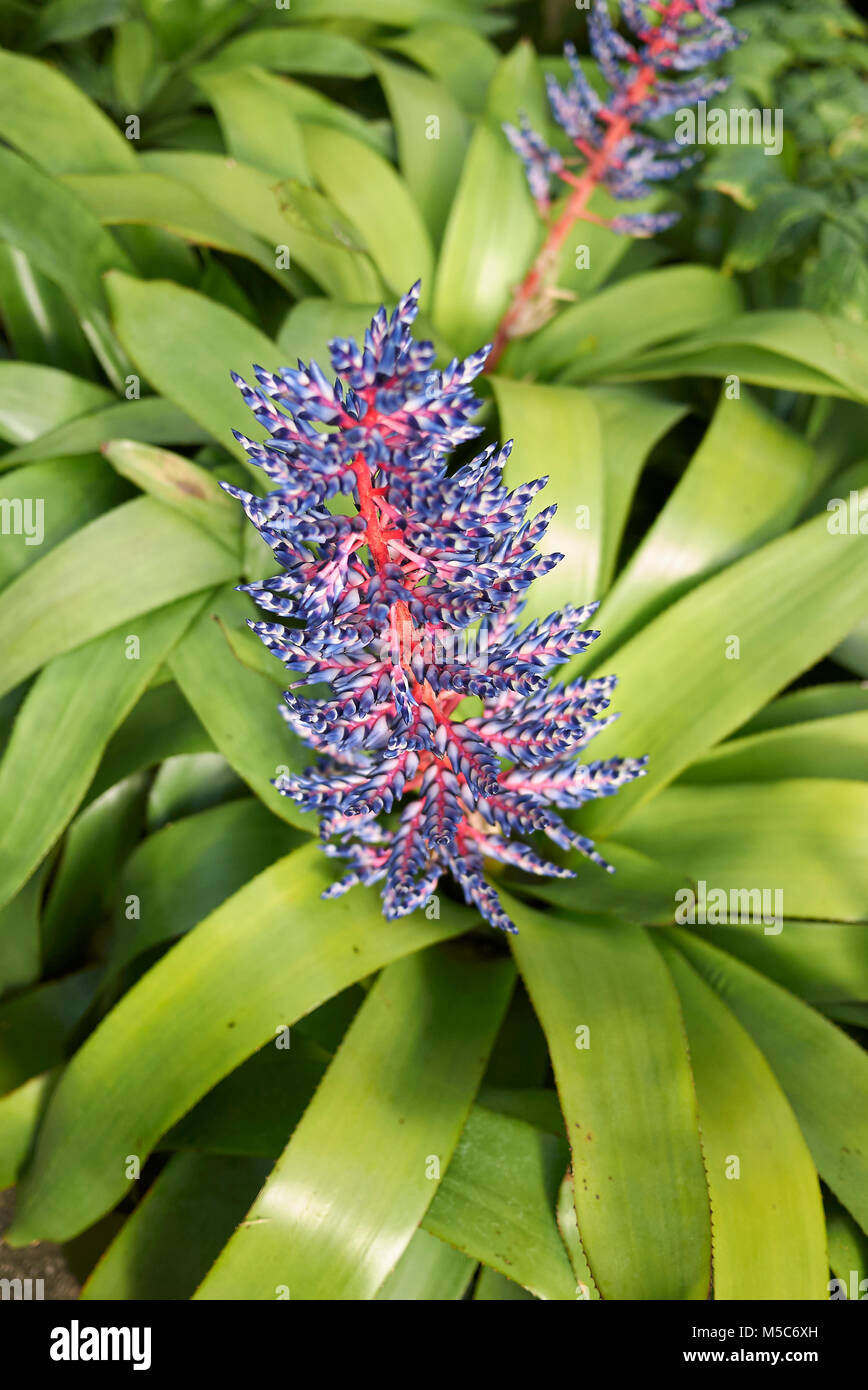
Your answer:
224;285;646;934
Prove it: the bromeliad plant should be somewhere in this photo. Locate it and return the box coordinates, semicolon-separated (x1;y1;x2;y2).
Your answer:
224;284;645;932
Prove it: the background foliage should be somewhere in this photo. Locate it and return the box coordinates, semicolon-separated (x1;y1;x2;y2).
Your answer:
0;0;866;1300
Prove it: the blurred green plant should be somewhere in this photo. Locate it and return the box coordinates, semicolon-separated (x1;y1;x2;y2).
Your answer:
696;0;868;321
0;0;866;1302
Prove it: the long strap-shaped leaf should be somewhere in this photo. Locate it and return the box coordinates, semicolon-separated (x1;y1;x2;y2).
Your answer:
195;946;514;1300
0;498;239;700
82;1153;273;1301
610;311;868;404
618;779;868;923
377;1229;476;1301
0;592;210;913
167;586;314;831
659;941;828;1299
105;798;302;985
105;271;281;466
0;969;100;1094
6;845;478;1246
507;898;712;1299
590;388;814;661
679;709;868;785
422;1103;575;1300
432;45;543;356
669;932;868;1237
0;1072;55;1190
575;490;868;835
491;378;604;618
688;921;868;1009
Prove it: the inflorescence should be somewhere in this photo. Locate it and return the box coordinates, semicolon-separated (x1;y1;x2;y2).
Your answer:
492;0;745;362
223;285;646;934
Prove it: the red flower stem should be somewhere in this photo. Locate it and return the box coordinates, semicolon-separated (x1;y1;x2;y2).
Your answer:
350;452;461;751
484;0;689;373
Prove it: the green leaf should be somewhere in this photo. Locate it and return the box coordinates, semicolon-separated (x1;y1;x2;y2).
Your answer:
826;1194;868;1291
619;780;868;922
724;186;826;274
507;266;743;381
0;363;111;444
166;587;313;830
507;901;711;1299
834;615;868;678
0;457;129;589
615;312;868;404
302;124;434;304
591;390;815;660
7;843;475;1245
139;151;384;301
422;1104;575;1301
35;0;133;47
737;682;868;737
106;798;303;984
377;1229;476;1301
86;681;214;806
41;774;148;973
478;1087;564;1136
112;18;164;111
191;65;311;183
660;942;827;1299
101;440;238;543
433;44;544;355
195;947;514;1299
81;1153;272;1300
105;271;278;463
373;55;471;246
0;969;100;1094
146;752;244;829
161;1030;333;1158
274;181;369;254
490;379;604;616
473;1266;536;1300
140;0;248;57
0;398;210;470
0;146;132;387
556;1172;598;1298
679;710;868;785
687;922;868;1010
289;0;496;29
0;595;207;914
0;1072;55;1190
0;245;96;376
0;868;48;998
0;498;239;700
588;386;688;593
382;22;499;114
208;26;373;79
277;299;380;364
62;170;293;283
0;47;134;173
216;68;391;156
575;495;868;835
668;932;868;1237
